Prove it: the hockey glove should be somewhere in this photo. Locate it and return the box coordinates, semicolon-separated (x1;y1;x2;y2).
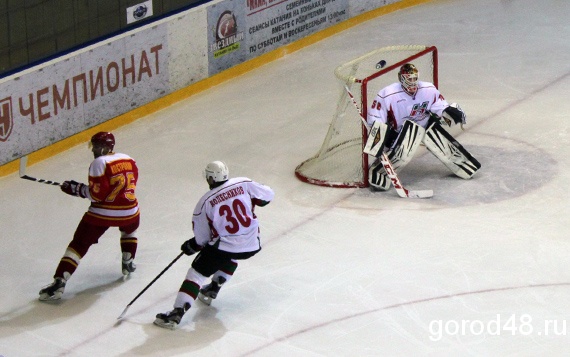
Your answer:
181;238;203;256
61;180;88;198
442;103;466;126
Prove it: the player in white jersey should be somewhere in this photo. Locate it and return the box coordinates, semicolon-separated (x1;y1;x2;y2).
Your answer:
154;161;274;329
366;63;481;191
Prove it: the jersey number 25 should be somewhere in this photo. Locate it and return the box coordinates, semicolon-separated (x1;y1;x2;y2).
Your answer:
107;172;136;202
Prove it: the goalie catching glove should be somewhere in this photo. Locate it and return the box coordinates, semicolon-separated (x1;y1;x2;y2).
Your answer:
61;180;88;198
441;103;466;126
181;237;203;256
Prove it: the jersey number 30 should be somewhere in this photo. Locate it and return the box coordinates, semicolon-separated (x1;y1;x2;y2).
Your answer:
219;199;252;234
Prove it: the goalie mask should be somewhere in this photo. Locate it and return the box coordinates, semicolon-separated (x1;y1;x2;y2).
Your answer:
204;161;229;184
90;132;115;157
398;63;419;96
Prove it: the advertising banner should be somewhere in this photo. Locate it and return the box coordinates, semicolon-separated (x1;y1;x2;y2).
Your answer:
206;0;247;74
0;27;168;165
127;0;154;24
207;0;349;75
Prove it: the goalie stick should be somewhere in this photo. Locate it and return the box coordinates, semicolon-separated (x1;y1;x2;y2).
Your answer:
344;85;433;199
19;156;61;186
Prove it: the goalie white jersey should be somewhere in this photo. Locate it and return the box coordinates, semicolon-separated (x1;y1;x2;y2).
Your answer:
367;81;449;132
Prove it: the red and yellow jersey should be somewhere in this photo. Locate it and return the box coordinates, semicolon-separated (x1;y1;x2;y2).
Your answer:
83;152;139;226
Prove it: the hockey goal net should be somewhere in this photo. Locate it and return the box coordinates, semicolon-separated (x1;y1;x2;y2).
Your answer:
295;45;438;188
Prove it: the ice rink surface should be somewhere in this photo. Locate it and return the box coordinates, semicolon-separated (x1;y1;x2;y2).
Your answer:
1;0;569;355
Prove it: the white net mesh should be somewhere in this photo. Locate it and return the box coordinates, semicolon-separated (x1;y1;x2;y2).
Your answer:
295;45;437;188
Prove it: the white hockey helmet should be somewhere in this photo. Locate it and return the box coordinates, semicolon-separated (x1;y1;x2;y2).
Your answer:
204;161;229;183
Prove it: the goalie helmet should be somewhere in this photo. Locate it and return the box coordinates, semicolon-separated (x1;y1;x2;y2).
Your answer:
90;132;115;157
398;63;419;96
204;161;229;183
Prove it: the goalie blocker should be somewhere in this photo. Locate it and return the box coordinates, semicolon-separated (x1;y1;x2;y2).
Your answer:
368;119;480;190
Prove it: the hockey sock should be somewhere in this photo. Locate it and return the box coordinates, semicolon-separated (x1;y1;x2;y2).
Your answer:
120;230;138;259
174;268;207;308
54;247;81;279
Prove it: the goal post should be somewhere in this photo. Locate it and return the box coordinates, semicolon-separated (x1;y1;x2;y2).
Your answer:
295;45;438;188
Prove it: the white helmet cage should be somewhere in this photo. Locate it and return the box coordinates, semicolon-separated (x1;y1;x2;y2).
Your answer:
204;161;229;183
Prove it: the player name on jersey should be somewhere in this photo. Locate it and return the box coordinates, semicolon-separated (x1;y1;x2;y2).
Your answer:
209;186;245;207
110;161;134;174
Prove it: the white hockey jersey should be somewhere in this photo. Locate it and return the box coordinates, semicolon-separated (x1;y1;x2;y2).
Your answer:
367;81;449;132
192;177;274;253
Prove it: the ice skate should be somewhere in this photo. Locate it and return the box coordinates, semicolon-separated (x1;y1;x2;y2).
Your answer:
154;306;186;330
122;253;136;276
39;277;66;301
198;279;224;306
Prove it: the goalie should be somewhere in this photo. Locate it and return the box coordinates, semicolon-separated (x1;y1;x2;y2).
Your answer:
365;63;481;191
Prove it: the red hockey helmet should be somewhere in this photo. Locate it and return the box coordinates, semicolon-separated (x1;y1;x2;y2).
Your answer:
398;63;419;96
90;132;115;156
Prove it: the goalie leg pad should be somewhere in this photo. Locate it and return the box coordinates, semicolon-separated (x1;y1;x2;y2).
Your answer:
368;159;390;191
387;120;426;170
368;120;425;190
423;122;481;179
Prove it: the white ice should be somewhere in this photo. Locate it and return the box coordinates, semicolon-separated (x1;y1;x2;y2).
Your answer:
1;0;570;355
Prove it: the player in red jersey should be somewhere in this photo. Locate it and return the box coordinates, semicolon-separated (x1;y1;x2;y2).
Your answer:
39;132;140;301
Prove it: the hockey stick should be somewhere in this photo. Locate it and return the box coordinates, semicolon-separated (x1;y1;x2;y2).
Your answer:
344;85;433;199
117;251;184;320
19;156;61;186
